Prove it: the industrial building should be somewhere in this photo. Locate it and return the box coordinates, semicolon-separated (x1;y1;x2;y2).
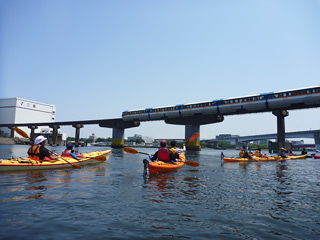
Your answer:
0;97;56;138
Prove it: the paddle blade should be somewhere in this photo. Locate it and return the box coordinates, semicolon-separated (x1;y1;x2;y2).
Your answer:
15;127;30;139
123;147;139;154
72;164;82;169
189;132;199;143
94;156;107;161
185;161;200;167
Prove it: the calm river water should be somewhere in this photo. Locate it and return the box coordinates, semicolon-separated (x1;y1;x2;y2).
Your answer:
0;145;319;240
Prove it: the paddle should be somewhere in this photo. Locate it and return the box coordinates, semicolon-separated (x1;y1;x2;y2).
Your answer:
187;132;199;143
48;150;82;169
123;147;149;155
14;127;105;162
15;127;30;139
93;155;107;161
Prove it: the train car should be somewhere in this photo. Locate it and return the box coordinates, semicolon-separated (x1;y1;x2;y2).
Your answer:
122;109;148;121
165;105;183;118
267;86;320;109
179;101;218;117
122;86;320;121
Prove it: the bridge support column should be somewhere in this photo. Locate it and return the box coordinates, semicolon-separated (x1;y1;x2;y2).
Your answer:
185;124;200;151
50;125;60;146
272;110;289;151
111;128;125;148
72;124;83;147
9;127;15;138
28;126;38;142
99;120;140;149
314;132;320;152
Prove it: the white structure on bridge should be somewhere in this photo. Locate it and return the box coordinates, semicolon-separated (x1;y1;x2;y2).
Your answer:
0;97;56;137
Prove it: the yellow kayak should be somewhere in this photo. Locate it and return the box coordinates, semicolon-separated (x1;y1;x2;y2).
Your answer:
0;149;111;172
224;154;307;163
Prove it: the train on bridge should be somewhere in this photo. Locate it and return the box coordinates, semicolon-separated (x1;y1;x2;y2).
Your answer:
122;86;320;121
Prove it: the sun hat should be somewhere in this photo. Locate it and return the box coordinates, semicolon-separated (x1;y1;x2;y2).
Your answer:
35;135;47;145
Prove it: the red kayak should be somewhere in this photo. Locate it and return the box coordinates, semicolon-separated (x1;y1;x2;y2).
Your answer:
313;155;320;159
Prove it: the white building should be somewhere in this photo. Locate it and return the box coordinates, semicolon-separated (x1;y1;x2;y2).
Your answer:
0;97;56;137
89;133;97;143
128;134;154;144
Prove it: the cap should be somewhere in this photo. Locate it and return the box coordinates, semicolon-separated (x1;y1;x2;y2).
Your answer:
35;135;47;145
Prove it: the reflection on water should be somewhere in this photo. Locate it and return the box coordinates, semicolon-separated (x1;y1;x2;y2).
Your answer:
0;147;319;239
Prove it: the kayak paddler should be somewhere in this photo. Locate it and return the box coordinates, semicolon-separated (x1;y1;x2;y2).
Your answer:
149;140;176;163
279;147;288;158
28;135;60;161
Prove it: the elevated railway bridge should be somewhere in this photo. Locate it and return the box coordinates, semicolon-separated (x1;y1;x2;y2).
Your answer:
1;86;319;150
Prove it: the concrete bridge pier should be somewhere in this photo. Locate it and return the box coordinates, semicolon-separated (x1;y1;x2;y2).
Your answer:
50;125;60;146
99;120;140;148
72;124;83;147
314;132;320;151
165;114;224;151
111;128;125;148
9;127;15;138
185;124;200;151
272;110;289;151
28;126;38;142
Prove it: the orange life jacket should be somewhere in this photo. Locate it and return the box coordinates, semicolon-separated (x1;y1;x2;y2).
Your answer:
28;144;40;160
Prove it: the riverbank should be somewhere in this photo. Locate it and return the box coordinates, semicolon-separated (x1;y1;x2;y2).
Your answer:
0;137;30;145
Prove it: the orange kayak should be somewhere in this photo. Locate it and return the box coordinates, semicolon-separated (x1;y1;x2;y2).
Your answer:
147;153;185;175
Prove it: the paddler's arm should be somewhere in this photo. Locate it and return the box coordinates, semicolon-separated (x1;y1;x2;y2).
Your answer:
70;152;78;160
149;152;158;161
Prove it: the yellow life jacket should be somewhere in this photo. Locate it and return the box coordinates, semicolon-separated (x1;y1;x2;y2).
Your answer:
255;150;260;157
28;144;40;160
239;150;244;158
170;148;176;155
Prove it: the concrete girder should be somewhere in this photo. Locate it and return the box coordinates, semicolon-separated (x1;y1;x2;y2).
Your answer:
165;114;224;125
99;119;140;129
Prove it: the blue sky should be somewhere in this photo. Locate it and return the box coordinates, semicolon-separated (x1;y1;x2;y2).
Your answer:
1;0;320;141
